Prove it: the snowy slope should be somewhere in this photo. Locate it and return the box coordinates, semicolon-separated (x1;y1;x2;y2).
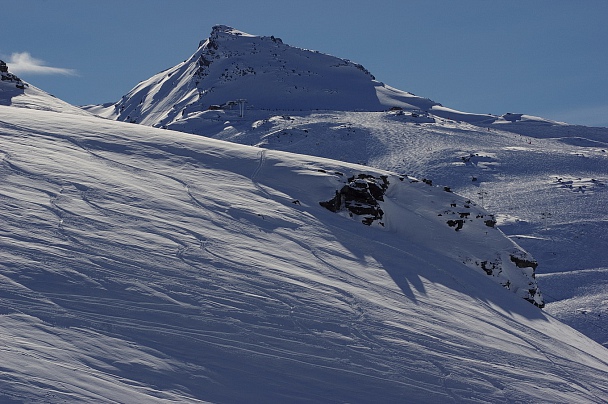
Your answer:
85;25;608;348
1;105;608;402
189;108;608;346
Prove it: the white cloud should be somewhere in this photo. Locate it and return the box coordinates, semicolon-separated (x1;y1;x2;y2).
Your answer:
6;52;77;76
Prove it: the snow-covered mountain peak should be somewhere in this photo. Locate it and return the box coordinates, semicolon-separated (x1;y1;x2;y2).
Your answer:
86;24;572;135
86;25;438;127
197;25;265;50
210;24;258;39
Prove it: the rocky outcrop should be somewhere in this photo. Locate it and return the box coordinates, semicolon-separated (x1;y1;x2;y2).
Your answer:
319;172;544;308
510;254;539;271
0;60;27;89
320;174;389;226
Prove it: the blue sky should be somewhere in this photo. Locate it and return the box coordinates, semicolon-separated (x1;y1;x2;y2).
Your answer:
5;0;608;126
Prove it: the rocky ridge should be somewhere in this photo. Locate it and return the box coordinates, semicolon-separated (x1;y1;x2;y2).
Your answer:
0;60;27;90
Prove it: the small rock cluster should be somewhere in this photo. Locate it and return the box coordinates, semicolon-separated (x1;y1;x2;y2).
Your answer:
0;60;26;89
475;251;545;309
438;199;496;232
320;173;389;226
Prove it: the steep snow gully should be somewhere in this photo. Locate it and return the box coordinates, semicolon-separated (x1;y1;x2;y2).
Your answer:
1;107;608;402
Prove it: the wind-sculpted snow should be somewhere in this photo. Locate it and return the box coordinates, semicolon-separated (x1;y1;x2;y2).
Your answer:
1;106;608;402
164;106;608;345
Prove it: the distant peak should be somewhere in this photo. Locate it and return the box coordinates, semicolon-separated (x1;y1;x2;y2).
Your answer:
211;25;256;38
211;25;236;34
198;25;257;48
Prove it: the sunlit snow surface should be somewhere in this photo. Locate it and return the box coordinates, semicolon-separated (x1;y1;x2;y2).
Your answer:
86;24;608;350
169;108;608;348
1;106;608;402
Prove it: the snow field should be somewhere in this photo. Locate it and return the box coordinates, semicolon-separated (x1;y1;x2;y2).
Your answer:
179;108;608;345
1;106;608;402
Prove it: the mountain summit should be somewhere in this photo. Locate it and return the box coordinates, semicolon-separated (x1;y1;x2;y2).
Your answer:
87;25;564;132
89;25;438;127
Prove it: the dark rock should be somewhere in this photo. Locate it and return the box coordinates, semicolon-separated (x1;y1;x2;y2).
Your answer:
446;219;464;231
367;182;385;201
319;190;341;213
198;55;212;67
320;173;389;225
207;39;219;51
509;255;538;270
480;260;495;275
525;289;545;308
0;62;27;90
